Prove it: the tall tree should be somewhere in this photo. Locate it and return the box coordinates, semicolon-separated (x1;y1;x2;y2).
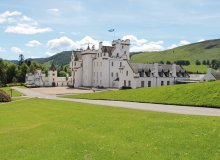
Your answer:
18;54;25;66
6;64;17;83
0;59;7;86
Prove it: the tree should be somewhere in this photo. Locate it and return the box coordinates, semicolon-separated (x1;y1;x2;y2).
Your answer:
6;64;17;83
18;54;25;66
195;60;201;65
202;60;207;65
0;59;7;86
17;63;28;82
206;60;210;65
166;61;171;64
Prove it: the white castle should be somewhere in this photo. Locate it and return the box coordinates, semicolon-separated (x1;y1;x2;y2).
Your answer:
69;39;189;88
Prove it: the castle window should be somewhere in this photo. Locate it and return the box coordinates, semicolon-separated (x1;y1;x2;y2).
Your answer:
141;81;144;87
53;73;55;76
122;46;124;49
128;80;131;87
75;62;76;66
112;62;114;66
120;62;122;67
116;72;118;78
161;81;164;86
98;53;99;57
124;51;126;54
104;53;106;56
111;72;113;77
167;81;170;85
148;81;151;87
124;80;126;86
126;71;128;76
116;53;119;57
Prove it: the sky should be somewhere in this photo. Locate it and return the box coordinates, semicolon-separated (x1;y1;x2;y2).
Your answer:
0;0;220;60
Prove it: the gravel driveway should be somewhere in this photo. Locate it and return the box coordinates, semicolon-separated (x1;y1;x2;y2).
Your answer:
13;87;220;117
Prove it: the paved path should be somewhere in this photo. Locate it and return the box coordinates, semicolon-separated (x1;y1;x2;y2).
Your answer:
13;87;220;117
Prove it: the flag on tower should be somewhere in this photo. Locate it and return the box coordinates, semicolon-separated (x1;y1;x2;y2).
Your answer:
108;29;115;32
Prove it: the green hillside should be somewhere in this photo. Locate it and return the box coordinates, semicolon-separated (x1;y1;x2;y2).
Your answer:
130;39;220;73
30;51;72;66
62;81;220;108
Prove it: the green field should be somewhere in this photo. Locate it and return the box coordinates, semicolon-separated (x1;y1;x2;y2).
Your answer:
182;65;208;73
0;87;24;97
130;39;220;73
63;81;220;108
0;98;219;159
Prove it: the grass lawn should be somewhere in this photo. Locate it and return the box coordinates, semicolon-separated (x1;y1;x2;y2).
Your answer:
0;98;219;159
62;81;220;108
0;87;24;97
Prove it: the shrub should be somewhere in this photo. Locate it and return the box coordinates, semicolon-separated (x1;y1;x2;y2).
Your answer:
120;86;132;90
0;89;11;102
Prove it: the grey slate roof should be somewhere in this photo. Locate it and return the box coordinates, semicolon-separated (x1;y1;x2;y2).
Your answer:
212;72;220;80
129;63;186;74
130;63;155;73
49;63;56;71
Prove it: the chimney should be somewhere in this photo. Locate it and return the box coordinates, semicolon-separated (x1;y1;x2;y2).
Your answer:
99;42;103;50
172;64;177;77
154;63;159;77
207;68;212;74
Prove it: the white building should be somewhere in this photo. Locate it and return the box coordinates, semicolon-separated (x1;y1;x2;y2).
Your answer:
69;39;189;89
25;64;72;87
203;68;220;81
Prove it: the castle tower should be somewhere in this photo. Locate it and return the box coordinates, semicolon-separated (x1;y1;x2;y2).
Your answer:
48;63;58;87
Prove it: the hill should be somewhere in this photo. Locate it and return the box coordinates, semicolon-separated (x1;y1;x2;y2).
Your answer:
30;51;72;66
62;81;220;108
130;39;220;73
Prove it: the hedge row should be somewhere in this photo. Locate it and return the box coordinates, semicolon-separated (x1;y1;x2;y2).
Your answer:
0;89;11;102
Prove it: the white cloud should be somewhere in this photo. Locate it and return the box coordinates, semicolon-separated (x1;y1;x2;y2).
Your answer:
26;40;42;47
0;47;6;53
5;23;52;35
47;35;167;53
47;36;75;52
0;11;52;35
47;36;100;52
198;39;205;42
167;40;191;49
11;47;23;54
0;11;21;23
48;8;60;15
122;35;164;52
179;40;190;46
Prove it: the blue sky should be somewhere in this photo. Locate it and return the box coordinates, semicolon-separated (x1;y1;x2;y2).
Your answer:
0;0;220;60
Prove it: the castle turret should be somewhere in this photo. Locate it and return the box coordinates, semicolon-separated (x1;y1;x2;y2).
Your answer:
48;63;57;86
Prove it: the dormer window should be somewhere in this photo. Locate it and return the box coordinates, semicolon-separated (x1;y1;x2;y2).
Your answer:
116;53;119;57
